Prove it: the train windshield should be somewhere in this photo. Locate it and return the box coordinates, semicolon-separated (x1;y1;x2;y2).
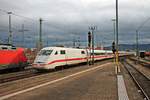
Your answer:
38;50;53;56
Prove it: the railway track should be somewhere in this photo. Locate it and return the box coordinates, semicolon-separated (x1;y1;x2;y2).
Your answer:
144;58;150;62
0;68;42;84
0;58;114;84
129;57;150;67
122;60;150;100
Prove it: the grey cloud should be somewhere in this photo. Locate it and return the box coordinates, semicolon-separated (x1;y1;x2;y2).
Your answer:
0;0;150;47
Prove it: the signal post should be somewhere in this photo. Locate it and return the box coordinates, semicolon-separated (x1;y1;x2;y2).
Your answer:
88;31;92;65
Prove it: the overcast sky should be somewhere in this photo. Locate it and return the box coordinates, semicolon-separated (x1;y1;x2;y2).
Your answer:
0;0;150;47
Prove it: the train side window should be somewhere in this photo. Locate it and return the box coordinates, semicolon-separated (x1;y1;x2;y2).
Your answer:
38;50;53;56
55;51;58;55
60;50;66;54
11;47;16;50
81;51;85;54
2;47;8;50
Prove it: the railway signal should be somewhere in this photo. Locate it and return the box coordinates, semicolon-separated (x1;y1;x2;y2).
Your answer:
89;26;97;65
88;31;92;65
88;31;92;47
112;41;116;54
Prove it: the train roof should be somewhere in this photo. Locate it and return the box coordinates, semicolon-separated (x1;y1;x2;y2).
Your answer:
93;50;112;53
41;47;85;51
0;43;15;47
41;47;113;53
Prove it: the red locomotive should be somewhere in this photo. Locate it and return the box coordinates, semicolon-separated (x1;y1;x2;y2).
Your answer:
0;44;28;70
145;52;150;57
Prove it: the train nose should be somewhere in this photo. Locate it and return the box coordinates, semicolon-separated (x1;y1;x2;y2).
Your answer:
32;56;49;69
35;61;45;64
34;56;48;63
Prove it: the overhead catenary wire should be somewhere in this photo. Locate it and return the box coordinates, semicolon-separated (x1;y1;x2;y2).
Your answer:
0;8;8;13
0;8;37;22
136;17;150;31
0;8;97;47
135;17;150;59
0;8;38;45
0;8;38;32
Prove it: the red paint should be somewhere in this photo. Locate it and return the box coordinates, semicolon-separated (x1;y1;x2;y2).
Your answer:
34;55;113;67
32;55;112;67
0;48;27;65
48;57;86;65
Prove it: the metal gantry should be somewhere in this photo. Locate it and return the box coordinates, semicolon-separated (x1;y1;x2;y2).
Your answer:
18;24;29;47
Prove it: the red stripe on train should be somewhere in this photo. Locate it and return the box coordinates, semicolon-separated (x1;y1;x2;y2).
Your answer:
33;55;113;66
47;55;112;65
48;57;86;65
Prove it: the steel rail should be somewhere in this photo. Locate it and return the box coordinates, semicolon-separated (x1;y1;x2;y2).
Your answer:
122;61;150;100
0;69;40;84
129;57;150;67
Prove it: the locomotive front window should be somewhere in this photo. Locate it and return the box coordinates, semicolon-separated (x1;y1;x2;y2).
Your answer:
2;47;8;50
39;50;53;56
60;50;66;54
81;51;85;54
11;47;16;50
55;51;58;55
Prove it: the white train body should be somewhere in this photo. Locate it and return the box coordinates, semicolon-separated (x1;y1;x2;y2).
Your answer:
32;47;113;70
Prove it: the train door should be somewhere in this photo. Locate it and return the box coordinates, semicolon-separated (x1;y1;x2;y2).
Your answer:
60;50;67;65
85;49;89;64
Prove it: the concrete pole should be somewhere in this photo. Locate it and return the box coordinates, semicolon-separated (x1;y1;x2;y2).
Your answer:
136;30;139;60
112;19;116;43
116;0;120;73
22;24;24;47
116;0;118;55
39;18;43;50
8;12;12;44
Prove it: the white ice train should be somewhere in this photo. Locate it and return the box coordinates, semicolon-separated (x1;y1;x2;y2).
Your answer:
32;47;114;70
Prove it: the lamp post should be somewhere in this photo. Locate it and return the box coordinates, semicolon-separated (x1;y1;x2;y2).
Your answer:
115;0;120;73
8;12;12;45
116;0;118;52
136;30;139;58
112;19;116;72
112;19;116;43
39;18;43;50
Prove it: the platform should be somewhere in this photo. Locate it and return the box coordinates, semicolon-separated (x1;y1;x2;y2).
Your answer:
0;62;144;100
